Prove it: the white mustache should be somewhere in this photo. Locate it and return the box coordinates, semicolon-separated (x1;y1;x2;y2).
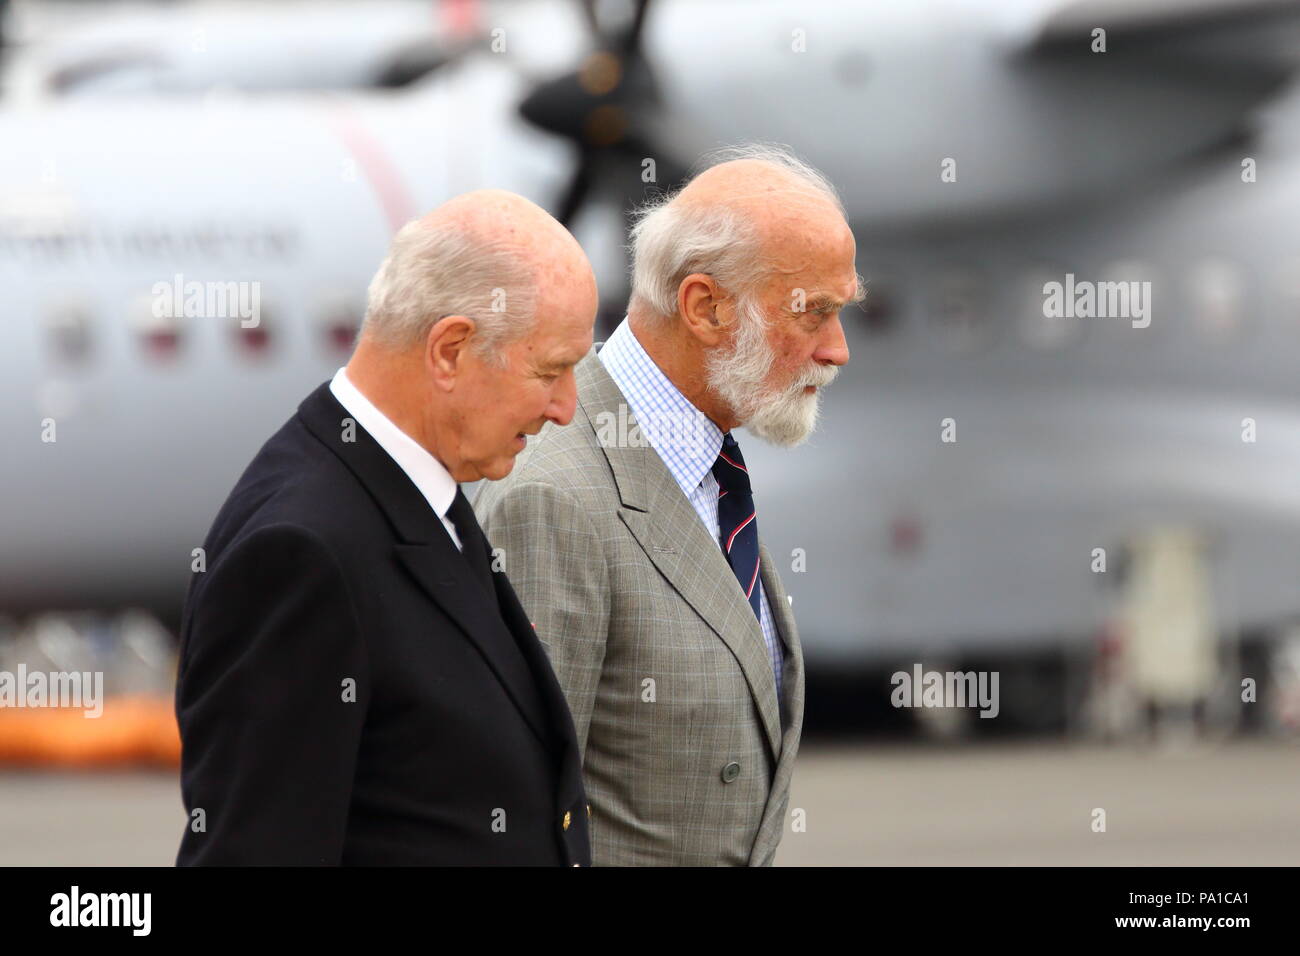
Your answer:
792;364;838;391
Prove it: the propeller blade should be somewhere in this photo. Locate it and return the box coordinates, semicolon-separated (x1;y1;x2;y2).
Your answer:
555;155;597;227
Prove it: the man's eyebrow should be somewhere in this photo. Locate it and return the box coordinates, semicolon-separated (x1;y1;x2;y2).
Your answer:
538;354;580;372
798;275;867;312
805;288;862;311
805;293;841;311
826;277;868;309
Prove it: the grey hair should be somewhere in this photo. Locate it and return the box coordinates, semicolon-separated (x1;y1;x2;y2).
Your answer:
360;218;537;363
628;143;846;322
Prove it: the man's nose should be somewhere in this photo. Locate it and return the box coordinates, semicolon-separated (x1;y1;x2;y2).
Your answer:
816;314;851;366
547;369;579;426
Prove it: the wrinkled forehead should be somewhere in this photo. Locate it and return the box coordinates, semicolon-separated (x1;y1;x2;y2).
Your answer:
533;242;598;312
751;204;858;293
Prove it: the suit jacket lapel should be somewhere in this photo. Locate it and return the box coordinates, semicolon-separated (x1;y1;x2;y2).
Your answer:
760;543;799;657
297;382;553;749
491;567;586;810
576;353;784;759
753;543;804;864
759;540;803;741
392;540;554;749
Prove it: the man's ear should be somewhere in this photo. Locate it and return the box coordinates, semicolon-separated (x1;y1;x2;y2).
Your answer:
425;315;476;391
677;273;730;348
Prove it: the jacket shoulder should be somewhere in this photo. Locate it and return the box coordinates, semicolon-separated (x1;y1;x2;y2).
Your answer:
477;408;614;509
202;413;382;565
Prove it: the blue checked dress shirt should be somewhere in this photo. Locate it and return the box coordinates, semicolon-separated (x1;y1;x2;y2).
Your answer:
598;318;784;701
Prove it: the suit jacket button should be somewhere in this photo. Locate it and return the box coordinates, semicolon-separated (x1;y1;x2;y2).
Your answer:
586;803;592;819
562;811;571;831
721;761;741;783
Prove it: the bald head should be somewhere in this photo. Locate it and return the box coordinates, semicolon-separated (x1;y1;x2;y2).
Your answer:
677;157;845;244
426;188;587;273
346;188;598;482
361;188;595;361
628;145;857;322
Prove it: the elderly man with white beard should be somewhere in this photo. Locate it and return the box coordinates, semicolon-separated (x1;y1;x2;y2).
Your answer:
474;145;859;866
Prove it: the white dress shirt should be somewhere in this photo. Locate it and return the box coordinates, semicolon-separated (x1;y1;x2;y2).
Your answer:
328;367;463;551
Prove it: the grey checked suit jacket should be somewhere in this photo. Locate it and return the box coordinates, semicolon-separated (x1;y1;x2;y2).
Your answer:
474;348;804;866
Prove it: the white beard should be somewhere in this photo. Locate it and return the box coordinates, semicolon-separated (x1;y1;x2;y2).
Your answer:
704;296;838;448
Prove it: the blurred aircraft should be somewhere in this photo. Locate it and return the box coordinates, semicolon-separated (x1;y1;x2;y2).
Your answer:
4;0;1300;733
0;0;492;99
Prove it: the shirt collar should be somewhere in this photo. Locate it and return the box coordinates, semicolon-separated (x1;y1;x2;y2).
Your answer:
328;366;458;522
598;317;723;498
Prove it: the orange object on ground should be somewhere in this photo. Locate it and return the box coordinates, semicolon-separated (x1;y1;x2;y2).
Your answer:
0;695;180;767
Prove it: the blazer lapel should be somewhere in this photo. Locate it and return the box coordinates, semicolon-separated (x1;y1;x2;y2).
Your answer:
576;353;783;759
297;382;553;749
491;567;586;811
393;540;553;749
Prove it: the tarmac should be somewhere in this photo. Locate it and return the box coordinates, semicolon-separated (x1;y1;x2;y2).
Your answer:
1;740;1296;866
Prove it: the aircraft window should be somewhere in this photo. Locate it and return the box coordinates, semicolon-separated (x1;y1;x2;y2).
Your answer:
130;293;182;361
1018;266;1084;350
889;514;923;557
927;269;994;353
835;49;871;88
234;309;273;357
316;297;361;354
857;277;899;334
44;298;93;366
1096;257;1160;341
1187;258;1244;341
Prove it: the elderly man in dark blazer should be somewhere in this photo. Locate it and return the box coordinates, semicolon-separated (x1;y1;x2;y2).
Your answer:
175;190;596;865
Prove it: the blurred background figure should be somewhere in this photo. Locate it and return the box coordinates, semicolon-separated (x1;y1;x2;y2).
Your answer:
1114;528;1220;742
2;0;1300;865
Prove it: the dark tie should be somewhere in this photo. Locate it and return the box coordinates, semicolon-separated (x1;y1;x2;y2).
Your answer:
445;486;553;747
712;433;763;621
446;486;495;594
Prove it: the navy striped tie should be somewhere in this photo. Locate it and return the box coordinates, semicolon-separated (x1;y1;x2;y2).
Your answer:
712;432;763;620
